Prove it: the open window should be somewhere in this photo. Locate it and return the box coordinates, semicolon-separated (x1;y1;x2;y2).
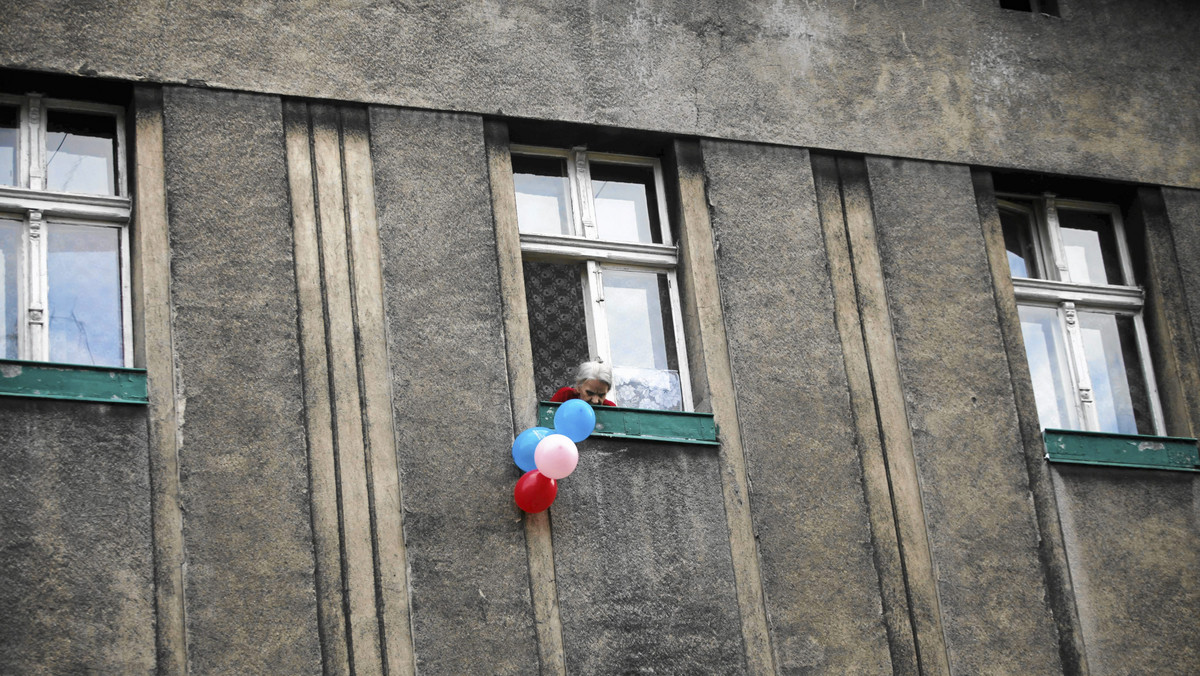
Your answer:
0;92;131;368
1000;193;1164;435
513;146;693;411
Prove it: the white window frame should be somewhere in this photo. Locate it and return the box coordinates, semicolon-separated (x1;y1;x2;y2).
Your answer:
1000;192;1164;434
514;144;694;411
1;92;132;366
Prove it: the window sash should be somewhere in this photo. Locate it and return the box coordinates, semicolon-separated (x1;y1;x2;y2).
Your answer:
1002;193;1164;435
514;145;693;411
0;94;131;366
998;195;1136;287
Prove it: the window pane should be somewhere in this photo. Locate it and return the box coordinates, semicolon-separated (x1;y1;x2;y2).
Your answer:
590;163;662;244
47;223;123;366
513;155;572;236
1078;312;1152;435
1018;305;1076;429
0;105;17;187
1059;209;1123;285
603;269;681;410
524;260;591;401
1000;208;1039;278
1;218;21;358
46;110;118;196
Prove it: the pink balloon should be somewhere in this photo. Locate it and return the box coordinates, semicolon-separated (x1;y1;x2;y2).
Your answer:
533;434;579;480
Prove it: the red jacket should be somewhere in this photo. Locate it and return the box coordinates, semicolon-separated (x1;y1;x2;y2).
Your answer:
550;386;616;407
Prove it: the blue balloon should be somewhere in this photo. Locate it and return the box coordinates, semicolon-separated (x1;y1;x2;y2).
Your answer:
512;427;553;472
553;399;596;443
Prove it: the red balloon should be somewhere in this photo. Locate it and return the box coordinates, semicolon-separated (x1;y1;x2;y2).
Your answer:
514;470;557;513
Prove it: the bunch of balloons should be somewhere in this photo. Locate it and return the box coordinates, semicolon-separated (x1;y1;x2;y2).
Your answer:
511;399;596;513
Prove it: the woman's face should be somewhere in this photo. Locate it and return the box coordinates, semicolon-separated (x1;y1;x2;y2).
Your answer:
576;378;610;405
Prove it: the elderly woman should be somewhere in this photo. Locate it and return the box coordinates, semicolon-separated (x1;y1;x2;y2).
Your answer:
550;361;616;406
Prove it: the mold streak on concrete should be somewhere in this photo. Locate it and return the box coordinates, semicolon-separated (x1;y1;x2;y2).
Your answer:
829;155;949;676
162;87;323;675
701;140;894;674
341;106;417;676
369;107;539;674
131;85;188;676
286;101;416;675
864;157;1063;675
811;153;919;676
284;100;352;676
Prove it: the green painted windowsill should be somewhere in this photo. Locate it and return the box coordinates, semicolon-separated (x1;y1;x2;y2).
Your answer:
0;358;148;405
538;401;719;446
1043;428;1200;473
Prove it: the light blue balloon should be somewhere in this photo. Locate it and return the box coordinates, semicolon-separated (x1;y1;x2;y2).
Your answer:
553;399;596;443
512;427;552;472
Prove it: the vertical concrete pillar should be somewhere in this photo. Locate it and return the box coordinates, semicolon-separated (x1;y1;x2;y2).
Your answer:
131;85;187;676
811;153;920;676
369;107;539;673
284;101;416;676
972;168;1087;675
162;87;322;674
699;140;894;674
864;157;1062;674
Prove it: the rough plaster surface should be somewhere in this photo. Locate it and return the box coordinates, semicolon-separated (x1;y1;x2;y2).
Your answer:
1052;466;1200;675
1163;187;1200;393
702;140;893;674
551;438;746;674
369;106;539;674
864;157;1063;674
0;400;155;674
162;87;322;674
1;1;1198;188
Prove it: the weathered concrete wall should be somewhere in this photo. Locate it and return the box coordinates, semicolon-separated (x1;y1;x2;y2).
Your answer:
2;1;1198;188
369;107;540;674
1162;187;1200;412
702;140;894;674
864;157;1063;674
1052;465;1200;675
162;87;323;674
0;400;155;674
550;437;746;674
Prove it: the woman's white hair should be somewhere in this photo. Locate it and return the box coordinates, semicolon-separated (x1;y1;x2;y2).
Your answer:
574;360;613;386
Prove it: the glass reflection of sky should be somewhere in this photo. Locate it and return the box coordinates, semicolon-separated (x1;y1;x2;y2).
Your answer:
603;269;678;409
1019;306;1073;429
0;106;17;187
604;270;667;370
514;173;571;236
48;224;122;366
1061;229;1111;285
1079;313;1137;434
1;219;20;358
594;180;652;243
1007;251;1028;277
46;112;117;196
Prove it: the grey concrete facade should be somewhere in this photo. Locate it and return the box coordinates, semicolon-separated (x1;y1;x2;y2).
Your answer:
2;2;1199;674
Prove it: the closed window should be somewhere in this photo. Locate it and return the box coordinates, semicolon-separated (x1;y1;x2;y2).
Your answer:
514;146;692;410
1001;194;1163;435
0;93;131;366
